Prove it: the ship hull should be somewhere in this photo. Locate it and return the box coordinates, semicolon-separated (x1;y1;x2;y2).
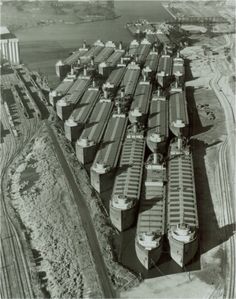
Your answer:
157;75;173;89
168;234;198;267
56;104;73;121
64;123;83;142
109;203;138;232
76;143;98;165
90;169;115;193
56;64;70;80
135;237;163;269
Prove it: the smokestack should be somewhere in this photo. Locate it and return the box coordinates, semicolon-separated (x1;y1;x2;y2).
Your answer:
119;41;122;50
120;57;124;64
121;88;124;98
153;152;158;164
177;137;182;150
83;40;87;49
177;51;180;58
117;101;121;114
133;121;138;134
143;73;146;81
157;88;160;97
91;56;94;66
83;66;87;76
71;66;74;75
92;80;96;88
104;88;108;99
175;80;178;88
78;58;81;65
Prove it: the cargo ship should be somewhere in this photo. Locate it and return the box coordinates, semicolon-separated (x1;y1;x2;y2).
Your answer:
49;75;74;107
110;122;145;231
169;91;189;137
147;89;169;154
135;152;166;269
98;46;125;76
64;85;100;141
79;40;104;65
55;41;89;79
90;109;128;193
143;50;159;79
129;79;152;125
103;67;126;95
56;72;91;121
172;54;185;87
156;54;173;89
135;39;151;65
76;100;114;164
121;61;140;102
94;41;116;66
167;137;198;267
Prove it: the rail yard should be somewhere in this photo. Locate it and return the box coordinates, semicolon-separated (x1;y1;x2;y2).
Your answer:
0;1;235;298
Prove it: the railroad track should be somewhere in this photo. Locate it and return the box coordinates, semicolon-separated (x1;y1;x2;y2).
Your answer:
1;99;40;298
218;139;235;299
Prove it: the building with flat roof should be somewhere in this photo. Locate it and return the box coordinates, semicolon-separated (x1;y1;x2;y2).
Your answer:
0;26;20;65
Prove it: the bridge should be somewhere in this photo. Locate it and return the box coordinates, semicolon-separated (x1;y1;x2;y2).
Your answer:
167;16;230;25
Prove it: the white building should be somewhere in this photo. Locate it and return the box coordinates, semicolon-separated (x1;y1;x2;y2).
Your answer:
0;26;20;64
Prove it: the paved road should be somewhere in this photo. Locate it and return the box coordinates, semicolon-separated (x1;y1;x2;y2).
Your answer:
45;121;116;298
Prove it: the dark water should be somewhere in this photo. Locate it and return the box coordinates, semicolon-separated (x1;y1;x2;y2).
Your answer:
17;1;172;87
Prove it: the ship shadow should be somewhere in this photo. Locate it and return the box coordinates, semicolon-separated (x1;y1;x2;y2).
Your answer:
191;139;235;257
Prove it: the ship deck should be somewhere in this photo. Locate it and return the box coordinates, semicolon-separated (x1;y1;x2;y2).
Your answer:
81;45;104;61
105;67;126;88
79;101;114;144
169;91;189;125
157;55;173;76
148;99;169;139
69;89;100;123
92;116;128;169
130;82;152;114
94;47;114;64
122;68;140;97
65;78;91;105
167;149;198;228
136;44;151;64
54;80;74;95
106;50;124;67
112;137;145;200
64;49;88;66
144;52;159;72
137;166;166;234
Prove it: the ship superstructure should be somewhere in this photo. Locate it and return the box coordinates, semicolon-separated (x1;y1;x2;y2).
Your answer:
64;86;100;141
76;100;114;164
129;79;152;125
172;54;185;89
90;111;128;193
147;89;168;154
128;39;140;57
135;153;166;269
110;123;145;231
167;138;198;267
169;91;189;137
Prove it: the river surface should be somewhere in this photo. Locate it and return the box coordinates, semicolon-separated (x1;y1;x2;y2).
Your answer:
17;1;172;87
16;1;200;277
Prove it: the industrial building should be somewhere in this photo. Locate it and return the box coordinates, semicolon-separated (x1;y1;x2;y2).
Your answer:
0;26;20;65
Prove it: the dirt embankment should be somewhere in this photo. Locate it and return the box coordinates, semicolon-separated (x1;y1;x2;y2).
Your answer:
7;125;103;298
